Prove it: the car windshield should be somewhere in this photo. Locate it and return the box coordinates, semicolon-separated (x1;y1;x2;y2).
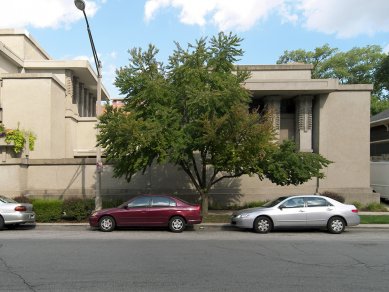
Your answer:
262;196;290;208
0;196;17;203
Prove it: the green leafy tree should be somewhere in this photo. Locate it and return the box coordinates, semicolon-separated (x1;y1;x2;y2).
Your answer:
99;32;331;214
277;44;389;115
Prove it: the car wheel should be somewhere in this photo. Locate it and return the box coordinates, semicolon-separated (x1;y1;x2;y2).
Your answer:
169;216;186;233
98;216;116;232
254;216;272;233
327;216;346;234
0;216;4;230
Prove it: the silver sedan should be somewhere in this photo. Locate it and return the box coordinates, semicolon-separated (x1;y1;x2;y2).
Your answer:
231;195;360;234
0;195;35;229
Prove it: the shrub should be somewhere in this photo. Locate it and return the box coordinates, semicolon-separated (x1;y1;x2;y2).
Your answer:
241;201;268;209
62;197;95;221
361;202;388;212
102;198;125;209
31;199;62;222
352;201;363;210
13;196;32;204
320;191;345;203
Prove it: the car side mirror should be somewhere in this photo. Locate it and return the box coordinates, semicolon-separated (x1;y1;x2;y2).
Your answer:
279;205;284;210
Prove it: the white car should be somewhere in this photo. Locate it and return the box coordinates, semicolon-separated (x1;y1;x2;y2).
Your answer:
0;195;35;229
231;195;360;234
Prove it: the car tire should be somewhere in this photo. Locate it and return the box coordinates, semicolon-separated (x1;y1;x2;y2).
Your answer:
254;216;272;234
0;216;4;230
169;216;186;233
327;216;346;234
98;216;116;232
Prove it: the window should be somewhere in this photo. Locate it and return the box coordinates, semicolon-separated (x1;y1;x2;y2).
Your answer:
282;198;305;208
306;197;331;207
151;197;176;207
127;196;151;208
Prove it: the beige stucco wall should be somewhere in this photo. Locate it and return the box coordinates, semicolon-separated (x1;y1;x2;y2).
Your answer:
0;54;18;73
316;90;371;192
0;32;49;61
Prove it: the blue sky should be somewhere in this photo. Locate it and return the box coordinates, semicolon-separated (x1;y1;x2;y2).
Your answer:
1;0;389;98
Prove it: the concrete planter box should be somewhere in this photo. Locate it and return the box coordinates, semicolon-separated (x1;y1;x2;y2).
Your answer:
0;137;14;147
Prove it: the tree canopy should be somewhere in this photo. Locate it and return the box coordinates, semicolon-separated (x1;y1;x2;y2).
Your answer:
277;44;389;115
99;32;331;214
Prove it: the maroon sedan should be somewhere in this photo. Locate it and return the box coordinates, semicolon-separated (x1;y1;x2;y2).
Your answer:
89;194;202;232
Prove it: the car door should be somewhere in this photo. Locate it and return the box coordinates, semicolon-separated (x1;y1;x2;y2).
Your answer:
272;197;307;227
119;196;151;226
304;197;334;227
147;196;176;226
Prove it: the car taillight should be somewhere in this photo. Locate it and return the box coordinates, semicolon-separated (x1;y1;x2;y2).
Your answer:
352;209;358;213
15;206;27;212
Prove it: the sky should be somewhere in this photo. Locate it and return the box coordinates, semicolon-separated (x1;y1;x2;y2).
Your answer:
1;0;389;98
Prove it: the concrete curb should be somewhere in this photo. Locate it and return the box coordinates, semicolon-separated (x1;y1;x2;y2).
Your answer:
32;223;389;230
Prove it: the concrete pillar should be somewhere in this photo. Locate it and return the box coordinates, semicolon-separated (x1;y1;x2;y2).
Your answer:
265;96;282;141
84;88;89;117
79;83;84;117
89;94;94;117
72;76;79;105
296;95;313;152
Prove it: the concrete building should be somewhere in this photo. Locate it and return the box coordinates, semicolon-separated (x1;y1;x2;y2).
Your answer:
0;29;378;205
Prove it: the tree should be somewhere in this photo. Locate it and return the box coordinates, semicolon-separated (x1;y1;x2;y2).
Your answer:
99;32;331;214
277;44;389;115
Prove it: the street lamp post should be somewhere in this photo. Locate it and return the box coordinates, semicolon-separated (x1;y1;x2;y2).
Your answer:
74;0;103;210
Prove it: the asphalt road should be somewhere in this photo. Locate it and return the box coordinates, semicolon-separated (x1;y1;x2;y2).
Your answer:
1;226;389;292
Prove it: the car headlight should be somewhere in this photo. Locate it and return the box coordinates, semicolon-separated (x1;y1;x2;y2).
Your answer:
236;213;250;219
90;211;99;217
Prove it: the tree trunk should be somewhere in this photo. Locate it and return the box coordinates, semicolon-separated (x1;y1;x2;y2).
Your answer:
200;192;209;216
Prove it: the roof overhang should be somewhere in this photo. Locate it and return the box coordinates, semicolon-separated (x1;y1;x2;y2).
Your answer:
0;41;24;67
23;60;110;101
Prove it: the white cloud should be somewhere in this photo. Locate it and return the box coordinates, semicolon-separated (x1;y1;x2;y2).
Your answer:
297;0;389;38
0;0;99;29
144;0;389;38
144;0;290;32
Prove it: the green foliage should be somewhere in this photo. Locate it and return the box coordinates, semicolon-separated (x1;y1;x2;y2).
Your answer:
320;191;345;203
31;199;62;222
352;201;363;210
361;202;388;212
264;140;332;186
13;196;32;203
277;44;389;115
102;198;126;209
100;32;331;214
4;127;36;154
62;197;94;221
0;123;5;136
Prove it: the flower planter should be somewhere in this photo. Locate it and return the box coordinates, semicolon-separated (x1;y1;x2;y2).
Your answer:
0;137;14;147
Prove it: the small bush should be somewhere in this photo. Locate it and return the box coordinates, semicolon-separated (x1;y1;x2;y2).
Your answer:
102;198;125;209
352;201;363;210
240;201;268;209
13;196;32;204
361;202;388;212
31;199;62;222
320;191;345;203
62;197;95;221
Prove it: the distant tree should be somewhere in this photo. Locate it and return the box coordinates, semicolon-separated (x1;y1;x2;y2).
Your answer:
99;32;331;214
277;44;389;115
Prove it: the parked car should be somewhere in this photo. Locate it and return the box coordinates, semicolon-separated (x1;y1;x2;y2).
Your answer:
89;194;202;232
231;195;360;234
0;195;36;229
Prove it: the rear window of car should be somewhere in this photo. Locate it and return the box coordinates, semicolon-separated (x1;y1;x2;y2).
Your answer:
0;196;17;204
151;197;176;207
306;197;332;207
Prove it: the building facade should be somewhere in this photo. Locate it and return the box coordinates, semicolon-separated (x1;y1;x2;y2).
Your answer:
0;29;378;205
